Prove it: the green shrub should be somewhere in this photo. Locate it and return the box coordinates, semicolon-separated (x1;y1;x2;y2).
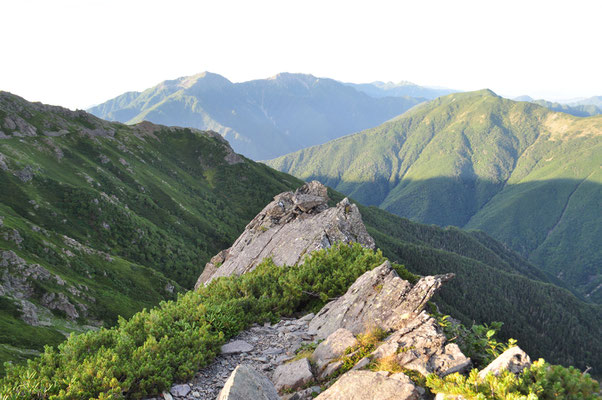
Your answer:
0;243;394;399
426;359;600;400
431;306;516;369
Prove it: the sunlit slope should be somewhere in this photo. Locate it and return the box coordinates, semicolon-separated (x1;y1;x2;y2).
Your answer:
267;90;602;301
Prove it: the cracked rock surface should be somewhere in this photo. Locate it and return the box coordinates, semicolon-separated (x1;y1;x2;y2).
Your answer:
195;181;375;287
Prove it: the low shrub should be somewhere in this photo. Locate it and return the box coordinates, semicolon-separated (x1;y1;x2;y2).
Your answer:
0;243;396;399
426;359;600;399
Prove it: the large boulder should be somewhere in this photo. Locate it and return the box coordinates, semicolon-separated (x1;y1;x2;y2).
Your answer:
196;181;375;287
308;261;454;339
217;365;280;400
478;346;531;379
272;358;314;393
315;370;420;400
311;328;358;373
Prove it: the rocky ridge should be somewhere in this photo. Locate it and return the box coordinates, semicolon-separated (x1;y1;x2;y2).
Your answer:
157;259;532;400
155;181;482;399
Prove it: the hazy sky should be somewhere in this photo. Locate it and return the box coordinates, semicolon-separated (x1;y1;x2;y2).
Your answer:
1;0;600;109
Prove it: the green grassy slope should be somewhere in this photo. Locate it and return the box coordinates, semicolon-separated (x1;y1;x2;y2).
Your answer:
267;90;602;302
0;91;301;371
88;72;424;160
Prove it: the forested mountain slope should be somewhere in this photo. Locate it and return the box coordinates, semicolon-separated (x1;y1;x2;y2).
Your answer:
529;98;602;117
267;90;602;302
0;91;300;371
88;72;424;160
347;194;601;373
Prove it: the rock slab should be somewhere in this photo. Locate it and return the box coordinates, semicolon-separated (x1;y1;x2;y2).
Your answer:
217;365;279;400
311;328;358;372
315;370;420;400
221;340;254;354
272;358;314;393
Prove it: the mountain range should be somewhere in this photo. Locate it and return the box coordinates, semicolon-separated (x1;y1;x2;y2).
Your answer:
87;72;425;160
513;96;602;117
267;89;602;303
344;80;457;99
1;91;600;374
567;96;602;108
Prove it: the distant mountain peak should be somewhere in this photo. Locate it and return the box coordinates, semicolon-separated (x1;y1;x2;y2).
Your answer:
514;95;534;102
179;71;232;88
370;80;418;89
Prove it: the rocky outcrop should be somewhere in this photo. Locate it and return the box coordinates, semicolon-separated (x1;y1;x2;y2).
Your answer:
0;152;8;170
217;365;279;400
0;250;88;323
315;370;421;400
478;346;531;379
306;262;469;378
195;181;375;287
308;261;453;339
371;312;471;377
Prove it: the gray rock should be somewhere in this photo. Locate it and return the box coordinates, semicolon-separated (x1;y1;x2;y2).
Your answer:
311;328;358;372
315;370;420;400
319;359;344;380
272;358;314;393
299;313;314;322
0;153;8;170
478;346;531;379
352;357;371;371
217;365;279;400
372;312;470;376
308;261;453;339
41;292;79;320
162;392;173;400
170;383;191;397
221;340;254;354
287;385;322;400
15;166;34;182
195;181;375;288
429;343;472;377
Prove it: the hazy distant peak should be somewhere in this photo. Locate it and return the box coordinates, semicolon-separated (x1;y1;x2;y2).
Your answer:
477;88;499;97
155;71;232;92
370;80;418;89
266;72;325;88
344;80;456;100
514;95;534;102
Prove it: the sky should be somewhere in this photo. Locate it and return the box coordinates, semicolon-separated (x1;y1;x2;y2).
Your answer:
1;0;601;110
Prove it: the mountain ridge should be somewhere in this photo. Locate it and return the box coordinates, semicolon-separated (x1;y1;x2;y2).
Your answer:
88;72;425;160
